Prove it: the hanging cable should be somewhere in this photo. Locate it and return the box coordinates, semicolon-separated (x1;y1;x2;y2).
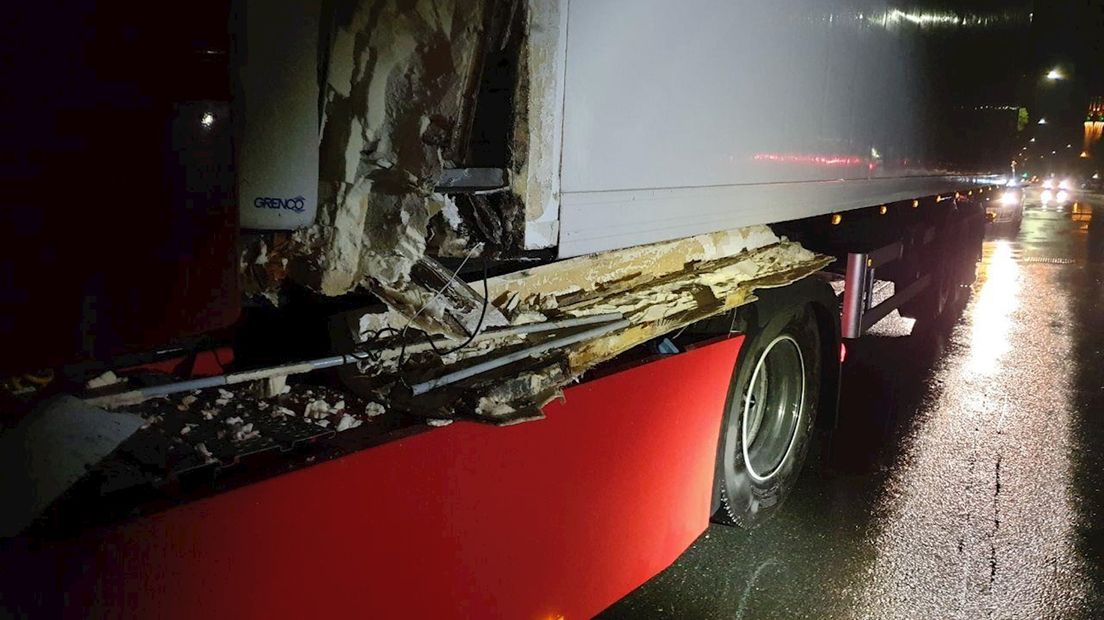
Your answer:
396;257;490;368
346;246;491;375
435;256;490;357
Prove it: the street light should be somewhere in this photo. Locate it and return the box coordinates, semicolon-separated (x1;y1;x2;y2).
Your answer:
1046;68;1063;80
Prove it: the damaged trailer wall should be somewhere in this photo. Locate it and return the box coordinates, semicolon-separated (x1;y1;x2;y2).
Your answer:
244;0;550;341
294;0;496;336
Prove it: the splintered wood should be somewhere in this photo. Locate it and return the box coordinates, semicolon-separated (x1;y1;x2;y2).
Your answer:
345;226;832;424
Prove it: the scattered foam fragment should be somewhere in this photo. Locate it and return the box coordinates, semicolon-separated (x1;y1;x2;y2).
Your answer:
180;424;196;436
195;443;216;464
86;371;123;390
304;399;331;419
140;415;163;430
214;388;234;406
364;402;386;418
336;414;362;432
233;423;259;442
476;397;515;419
426;418;453;427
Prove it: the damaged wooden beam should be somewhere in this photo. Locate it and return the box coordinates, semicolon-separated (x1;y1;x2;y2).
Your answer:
340;225;832;424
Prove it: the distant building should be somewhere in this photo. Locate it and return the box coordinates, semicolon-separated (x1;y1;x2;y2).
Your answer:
1085;96;1104;158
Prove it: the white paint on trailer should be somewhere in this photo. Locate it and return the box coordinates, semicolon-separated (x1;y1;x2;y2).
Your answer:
551;0;1007;257
558;175;993;257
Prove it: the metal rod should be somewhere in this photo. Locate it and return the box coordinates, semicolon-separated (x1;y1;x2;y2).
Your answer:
84;355;354;407
435;167;508;192
85;314;626;408
863;268;876;311
841;253;868;339
379;313;624;358
410;319;631;396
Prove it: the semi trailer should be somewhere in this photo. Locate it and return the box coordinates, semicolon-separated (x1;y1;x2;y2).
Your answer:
0;0;1030;617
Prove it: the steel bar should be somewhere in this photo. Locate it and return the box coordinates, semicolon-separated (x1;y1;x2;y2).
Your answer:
860;275;931;331
410;319;631;396
86;314;626;407
841;253;869;339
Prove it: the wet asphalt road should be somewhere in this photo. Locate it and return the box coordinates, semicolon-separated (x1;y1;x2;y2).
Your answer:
603;191;1104;619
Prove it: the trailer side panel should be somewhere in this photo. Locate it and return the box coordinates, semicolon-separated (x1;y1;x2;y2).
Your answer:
4;338;744;619
555;0;1030;256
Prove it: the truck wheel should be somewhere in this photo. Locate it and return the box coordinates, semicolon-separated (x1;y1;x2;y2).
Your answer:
714;303;821;528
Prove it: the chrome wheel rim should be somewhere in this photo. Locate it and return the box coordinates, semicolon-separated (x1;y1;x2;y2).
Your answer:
742;335;805;482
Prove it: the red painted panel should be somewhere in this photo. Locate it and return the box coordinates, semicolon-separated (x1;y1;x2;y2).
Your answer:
16;337;743;619
119;347;235;378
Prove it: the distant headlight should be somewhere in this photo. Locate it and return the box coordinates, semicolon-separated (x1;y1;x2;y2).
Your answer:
1059;178;1073;191
1042;189;1054;204
1043;179;1054;189
1057;190;1070;203
999;191;1019;206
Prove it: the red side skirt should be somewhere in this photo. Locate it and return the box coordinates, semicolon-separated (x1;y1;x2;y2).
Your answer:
17;337;743;619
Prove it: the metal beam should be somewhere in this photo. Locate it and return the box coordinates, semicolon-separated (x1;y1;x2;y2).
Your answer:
435;168;508;192
840;239;930;338
860;275;930;331
409;318;631;396
841;253;868;339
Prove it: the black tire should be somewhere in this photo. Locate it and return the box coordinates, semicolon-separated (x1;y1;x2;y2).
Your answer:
713;302;821;528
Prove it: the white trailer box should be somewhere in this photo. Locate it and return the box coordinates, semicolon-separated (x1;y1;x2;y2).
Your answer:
518;0;1017;257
